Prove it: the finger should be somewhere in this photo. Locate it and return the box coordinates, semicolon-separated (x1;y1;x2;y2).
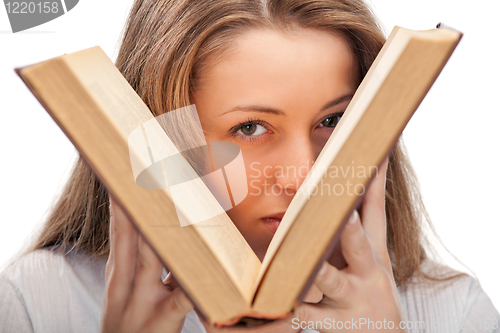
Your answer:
136;234;165;283
157;287;195;325
313;260;350;306
360;157;388;256
340;210;377;277
127;235;168;316
105;196;138;309
128;286;193;333
286;301;331;329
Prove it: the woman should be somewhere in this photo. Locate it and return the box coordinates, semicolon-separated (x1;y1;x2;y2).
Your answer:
1;0;498;332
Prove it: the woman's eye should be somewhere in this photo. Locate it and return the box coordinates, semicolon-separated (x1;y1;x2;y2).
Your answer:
229;118;270;143
237;123;267;136
319;113;343;128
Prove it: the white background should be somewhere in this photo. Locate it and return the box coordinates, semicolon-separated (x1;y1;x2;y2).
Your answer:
1;0;498;312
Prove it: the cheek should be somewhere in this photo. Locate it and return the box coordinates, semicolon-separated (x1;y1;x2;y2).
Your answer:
200;148;269;212
225;152;273;221
244;153;274;197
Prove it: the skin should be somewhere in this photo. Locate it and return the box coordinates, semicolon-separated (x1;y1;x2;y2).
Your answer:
100;28;407;333
193;28;359;263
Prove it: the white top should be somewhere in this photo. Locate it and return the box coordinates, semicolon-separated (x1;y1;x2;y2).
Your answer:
0;248;498;333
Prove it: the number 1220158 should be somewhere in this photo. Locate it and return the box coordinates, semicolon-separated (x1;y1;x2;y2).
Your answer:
5;2;60;14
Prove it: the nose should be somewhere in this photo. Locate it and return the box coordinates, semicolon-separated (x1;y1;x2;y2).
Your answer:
273;134;318;195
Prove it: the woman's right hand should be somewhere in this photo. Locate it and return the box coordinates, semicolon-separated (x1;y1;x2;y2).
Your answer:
100;196;194;333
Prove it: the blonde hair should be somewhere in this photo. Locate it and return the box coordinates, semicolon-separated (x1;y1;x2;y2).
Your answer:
29;0;464;287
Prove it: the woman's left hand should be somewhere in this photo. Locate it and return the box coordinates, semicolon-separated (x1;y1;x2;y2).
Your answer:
199;157;406;333
289;157;408;332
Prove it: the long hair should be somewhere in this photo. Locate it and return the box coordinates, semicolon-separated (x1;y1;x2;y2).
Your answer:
28;0;464;287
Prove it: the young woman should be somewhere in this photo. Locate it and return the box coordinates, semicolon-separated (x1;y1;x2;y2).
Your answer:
1;0;498;332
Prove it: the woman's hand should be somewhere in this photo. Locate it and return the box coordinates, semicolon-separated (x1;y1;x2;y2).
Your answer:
100;197;194;333
289;157;408;332
198;157;405;333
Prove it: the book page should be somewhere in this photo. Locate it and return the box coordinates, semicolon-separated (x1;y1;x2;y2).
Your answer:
251;27;409;297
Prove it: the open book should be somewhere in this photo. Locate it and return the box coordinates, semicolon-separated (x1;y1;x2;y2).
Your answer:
15;25;462;327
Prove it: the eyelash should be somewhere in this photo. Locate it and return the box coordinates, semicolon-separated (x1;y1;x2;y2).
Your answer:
229;117;268;143
229;112;345;143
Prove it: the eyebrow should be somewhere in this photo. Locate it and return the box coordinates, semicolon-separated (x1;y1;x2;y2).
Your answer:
221;93;354;116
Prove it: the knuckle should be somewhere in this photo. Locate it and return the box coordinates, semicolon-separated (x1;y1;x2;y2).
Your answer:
171;296;184;314
350;234;372;259
325;272;348;298
167;289;192;315
293;304;310;322
136;254;161;275
133;264;155;287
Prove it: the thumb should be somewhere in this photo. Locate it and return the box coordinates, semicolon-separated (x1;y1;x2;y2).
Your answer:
161;273;194;317
164;287;195;316
156;287;195;332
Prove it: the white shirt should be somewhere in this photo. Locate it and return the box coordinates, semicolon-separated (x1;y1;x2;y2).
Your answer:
0;248;498;333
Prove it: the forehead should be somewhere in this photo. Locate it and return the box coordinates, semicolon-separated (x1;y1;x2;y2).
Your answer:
193;27;359;114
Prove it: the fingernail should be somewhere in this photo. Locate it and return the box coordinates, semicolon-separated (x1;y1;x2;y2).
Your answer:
318;262;327;276
349;210;358;225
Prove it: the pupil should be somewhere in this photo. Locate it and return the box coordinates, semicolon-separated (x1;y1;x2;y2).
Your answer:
323;116;339;127
242;124;255;135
